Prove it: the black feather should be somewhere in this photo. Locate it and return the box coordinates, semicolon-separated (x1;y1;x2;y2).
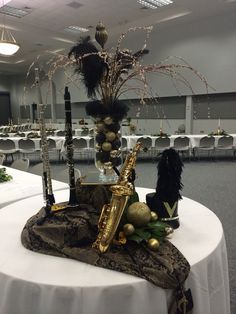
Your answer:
156;148;184;202
68;36;105;98
85;100;129;121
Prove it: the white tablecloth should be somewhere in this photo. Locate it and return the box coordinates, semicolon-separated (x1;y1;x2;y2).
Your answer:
0;166;68;208
0;188;230;314
124;134;236;149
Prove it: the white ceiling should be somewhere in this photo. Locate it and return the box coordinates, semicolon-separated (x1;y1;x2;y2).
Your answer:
0;0;236;74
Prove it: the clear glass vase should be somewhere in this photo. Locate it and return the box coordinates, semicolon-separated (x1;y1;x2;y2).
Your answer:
93;116;122;182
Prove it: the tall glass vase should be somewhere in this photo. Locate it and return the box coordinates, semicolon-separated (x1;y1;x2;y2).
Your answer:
93;116;122;182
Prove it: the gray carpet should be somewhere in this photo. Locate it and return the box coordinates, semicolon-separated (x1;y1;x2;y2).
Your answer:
29;159;236;313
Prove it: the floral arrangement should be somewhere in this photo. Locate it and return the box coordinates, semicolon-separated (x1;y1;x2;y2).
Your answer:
208;129;228;136
0;168;12;183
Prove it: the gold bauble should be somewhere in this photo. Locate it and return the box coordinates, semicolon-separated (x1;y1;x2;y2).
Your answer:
95;21;108;49
110;150;119;158
148;238;160;251
123;223;135;236
96;122;105;132
104;117;113;125
165;226;174;235
150;211;158;221
127;202;151;227
106;131;116;142
102;142;112;152
95;143;101;151
103;161;113;170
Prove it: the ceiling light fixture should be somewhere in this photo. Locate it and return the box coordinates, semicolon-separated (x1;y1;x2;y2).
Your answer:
138;0;173;9
0;1;20;56
64;25;89;33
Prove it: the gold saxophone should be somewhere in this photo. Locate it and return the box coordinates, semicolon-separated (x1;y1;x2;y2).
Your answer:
93;142;141;253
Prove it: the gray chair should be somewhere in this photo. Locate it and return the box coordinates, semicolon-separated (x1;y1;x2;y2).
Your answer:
47;138;61;161
11;158;30;172
56;130;66;137
153;137;171;154
194;136;215;159
0;139;18;162
29;162;43;175
72;138;89;161
18;138;37;159
173;136;191;159
136;136;152;159
0;153;5;165
215;136;234;158
121;137;129;158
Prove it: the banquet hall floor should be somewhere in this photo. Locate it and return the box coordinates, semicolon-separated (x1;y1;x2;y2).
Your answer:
27;159;236;313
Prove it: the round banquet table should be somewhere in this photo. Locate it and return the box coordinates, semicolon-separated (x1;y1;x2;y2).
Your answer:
0;188;230;314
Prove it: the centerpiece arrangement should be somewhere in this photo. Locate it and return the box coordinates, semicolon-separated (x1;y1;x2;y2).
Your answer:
20;22;211;314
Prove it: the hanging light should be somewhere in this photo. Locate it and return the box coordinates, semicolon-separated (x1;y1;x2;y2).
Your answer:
0;0;20;56
0;26;20;56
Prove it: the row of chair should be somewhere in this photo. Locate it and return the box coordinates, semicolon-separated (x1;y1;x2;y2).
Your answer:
131;135;236;159
0;138;95;162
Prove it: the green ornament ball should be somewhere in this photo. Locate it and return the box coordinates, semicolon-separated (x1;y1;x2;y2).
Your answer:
127;202;151;227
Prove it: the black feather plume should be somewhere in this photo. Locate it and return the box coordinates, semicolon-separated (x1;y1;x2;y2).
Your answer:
85;100;129;121
68;36;105;97
156;148;184;202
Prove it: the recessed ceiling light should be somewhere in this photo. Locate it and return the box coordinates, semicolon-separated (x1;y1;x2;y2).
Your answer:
137;0;173;9
0;0;12;9
64;25;89;33
52;37;75;44
0;5;32;18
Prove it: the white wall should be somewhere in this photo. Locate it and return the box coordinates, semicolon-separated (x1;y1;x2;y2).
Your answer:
2;11;236;131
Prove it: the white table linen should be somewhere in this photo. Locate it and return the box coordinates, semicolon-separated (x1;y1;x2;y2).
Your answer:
0;166;68;208
0;188;230;314
123;134;236;149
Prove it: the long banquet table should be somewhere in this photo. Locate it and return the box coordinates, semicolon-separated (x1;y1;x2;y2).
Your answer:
0;166;68;208
0;188;230;314
123;134;236;149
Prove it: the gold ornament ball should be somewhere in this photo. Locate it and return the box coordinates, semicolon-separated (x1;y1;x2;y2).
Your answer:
127;202;151;227
95;143;101;151
110;150;118;158
150;211;158;221
104;117;113;125
102;142;112;152
96;122;105;132
165;226;174;235
147;238;160;251
123;223;135;236
106;131;116;142
103;161;113;170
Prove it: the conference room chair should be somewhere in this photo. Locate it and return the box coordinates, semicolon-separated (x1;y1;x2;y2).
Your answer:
11;158;30;172
193;136;215;160
121;137;129;158
29;162;43;176
136;136;152;159
215;135;234;158
0;139;18;162
173;136;191;160
18;138;37;160
71;138;89;162
87;137;95;160
14;132;25;137
0;133;9;137
153;137;171;158
47;138;61;162
0;153;5;165
56;130;66;137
